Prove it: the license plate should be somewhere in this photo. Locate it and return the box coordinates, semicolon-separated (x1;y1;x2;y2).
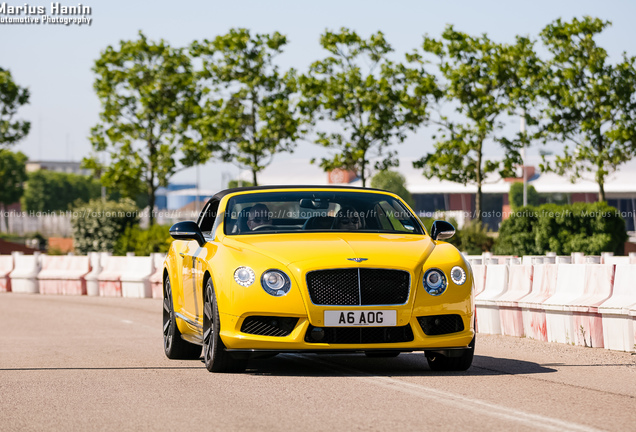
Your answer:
324;310;396;327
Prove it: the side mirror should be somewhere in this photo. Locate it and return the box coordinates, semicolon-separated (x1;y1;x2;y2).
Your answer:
430;220;455;241
169;221;206;247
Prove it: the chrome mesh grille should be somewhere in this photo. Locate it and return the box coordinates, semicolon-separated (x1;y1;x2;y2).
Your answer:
306;268;410;306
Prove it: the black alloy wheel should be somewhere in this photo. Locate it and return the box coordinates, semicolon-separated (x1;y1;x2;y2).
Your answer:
203;279;247;373
163;276;201;359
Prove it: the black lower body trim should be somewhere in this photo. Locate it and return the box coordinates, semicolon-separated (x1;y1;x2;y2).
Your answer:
304;324;414;344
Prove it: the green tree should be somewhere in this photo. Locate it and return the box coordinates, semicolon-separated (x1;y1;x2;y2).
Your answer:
370;170;415;208
299;28;438;187
227;179;253;189
0;67;30;147
448;220;494;255
538;17;636;202
0;149;27;232
85;32;199;225
189;29;306;186
413;27;540;222
509;182;539;210
21;170;102;213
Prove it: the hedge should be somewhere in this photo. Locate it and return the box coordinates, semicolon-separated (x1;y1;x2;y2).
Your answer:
71;199;139;254
114;224;172;256
493;202;627;256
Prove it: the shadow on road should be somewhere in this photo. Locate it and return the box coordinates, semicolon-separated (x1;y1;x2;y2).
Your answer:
0;355;562;376
234;353;558;377
0;366;202;371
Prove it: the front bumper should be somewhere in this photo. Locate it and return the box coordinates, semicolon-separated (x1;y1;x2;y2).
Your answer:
219;312;475;352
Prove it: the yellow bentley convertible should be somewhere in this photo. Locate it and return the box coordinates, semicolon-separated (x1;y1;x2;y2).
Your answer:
163;186;475;373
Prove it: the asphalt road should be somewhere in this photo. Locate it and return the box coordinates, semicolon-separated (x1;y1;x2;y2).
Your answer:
1;294;635;432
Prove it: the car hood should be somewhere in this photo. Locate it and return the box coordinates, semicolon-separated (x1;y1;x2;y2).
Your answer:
222;233;435;269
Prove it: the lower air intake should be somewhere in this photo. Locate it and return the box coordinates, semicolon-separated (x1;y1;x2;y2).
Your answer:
241;316;299;337
417;315;464;336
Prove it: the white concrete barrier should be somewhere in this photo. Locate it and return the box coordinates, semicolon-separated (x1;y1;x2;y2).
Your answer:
475;264;509;335
9;254;41;294
543;264;587;345
571;252;586;264
0;254;14;292
97;256;127;297
38;255;90;295
522;256;543;265
496;264;533;337
603;256;631;265
599;264;636;352
149;253;166;299
566;264;614;348
85;252;102;296
121;256;154;298
518;263;559;341
471;264;487;297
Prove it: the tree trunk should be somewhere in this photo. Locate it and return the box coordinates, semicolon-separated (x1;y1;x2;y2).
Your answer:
148;136;156;227
475;183;482;224
475;139;483;223
598;179;605;202
596;131;606;202
148;182;156;227
360;160;366;187
252;169;258;187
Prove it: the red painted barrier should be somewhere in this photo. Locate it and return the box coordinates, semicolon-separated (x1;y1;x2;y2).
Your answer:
497;264;534;337
97;256;127;297
37;256;90;295
599;265;636;352
567;264;615;348
475;264;509;335
543;264;587;345
518;263;559;341
0;255;14;292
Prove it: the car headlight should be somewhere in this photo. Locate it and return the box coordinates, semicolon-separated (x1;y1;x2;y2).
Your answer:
450;266;467;285
234;266;255;287
261;269;291;297
423;268;447;296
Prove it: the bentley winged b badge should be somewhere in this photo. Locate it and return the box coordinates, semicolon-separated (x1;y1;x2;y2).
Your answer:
347;258;368;263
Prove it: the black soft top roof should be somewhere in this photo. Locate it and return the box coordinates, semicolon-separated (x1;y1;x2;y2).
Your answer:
210;185;387;202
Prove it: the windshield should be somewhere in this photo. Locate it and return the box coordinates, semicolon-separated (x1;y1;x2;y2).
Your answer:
223;191;424;235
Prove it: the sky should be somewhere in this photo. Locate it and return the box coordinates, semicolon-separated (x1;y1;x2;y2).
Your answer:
2;0;636;191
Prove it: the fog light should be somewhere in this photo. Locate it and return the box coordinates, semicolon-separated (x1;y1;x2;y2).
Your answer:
310;327;325;342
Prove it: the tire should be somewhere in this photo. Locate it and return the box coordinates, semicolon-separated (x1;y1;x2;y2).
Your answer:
203;279;247;373
163;276;202;360
364;351;401;358
426;336;475;372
